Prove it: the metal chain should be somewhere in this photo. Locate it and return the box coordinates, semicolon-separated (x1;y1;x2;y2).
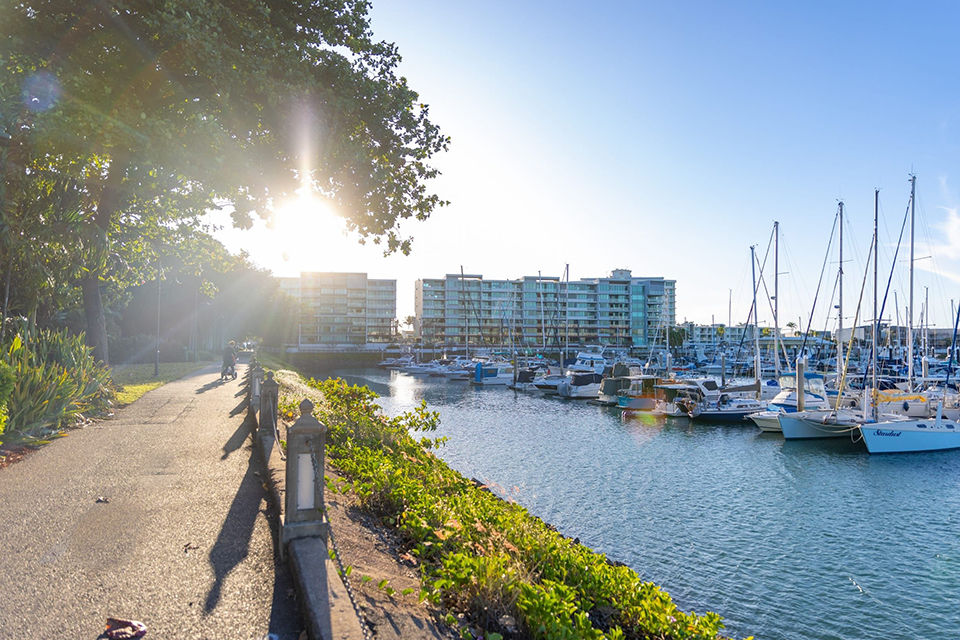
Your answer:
271;397;286;461
309;447;373;640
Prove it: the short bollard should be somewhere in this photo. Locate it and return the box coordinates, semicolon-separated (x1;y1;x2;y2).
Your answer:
281;398;328;554
259;371;279;439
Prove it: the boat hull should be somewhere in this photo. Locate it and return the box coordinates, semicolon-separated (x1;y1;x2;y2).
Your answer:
618;396;658;411
749;411;782;432
695;409;755;423
779;413;855;439
860;419;960;453
557;383;601;398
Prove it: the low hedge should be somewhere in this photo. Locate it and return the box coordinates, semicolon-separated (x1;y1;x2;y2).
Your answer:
307;378;746;640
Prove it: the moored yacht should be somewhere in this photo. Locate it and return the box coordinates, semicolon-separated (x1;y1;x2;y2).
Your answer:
472;361;515;386
749;372;831;433
557;372;604;398
596;363;644;405
859;411;960;453
777;408;907;440
617;375;667;411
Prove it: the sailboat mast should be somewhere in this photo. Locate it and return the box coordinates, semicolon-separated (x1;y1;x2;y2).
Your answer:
563;263;569;366
872;188;879;420
908;174;916;388
751;245;761;384
774;220;780;378
837;201;844;378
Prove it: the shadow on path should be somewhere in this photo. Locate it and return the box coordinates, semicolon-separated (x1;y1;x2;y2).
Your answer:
204;433;303;637
196;379;225;394
204;446;261;612
221;415;252;460
229;398;248;417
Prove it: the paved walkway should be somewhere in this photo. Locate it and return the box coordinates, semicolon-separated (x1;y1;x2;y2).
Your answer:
0;362;303;639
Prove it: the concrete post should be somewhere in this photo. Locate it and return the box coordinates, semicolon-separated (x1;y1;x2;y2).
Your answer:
260;371;279;440
281;398;328;552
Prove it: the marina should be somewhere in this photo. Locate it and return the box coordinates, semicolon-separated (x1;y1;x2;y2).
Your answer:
331;366;960;640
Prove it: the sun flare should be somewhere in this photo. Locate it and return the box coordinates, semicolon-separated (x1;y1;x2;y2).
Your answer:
268;195;349;273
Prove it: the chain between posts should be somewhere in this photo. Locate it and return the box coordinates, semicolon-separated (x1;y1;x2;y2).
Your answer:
308;445;372;640
273;406;286;461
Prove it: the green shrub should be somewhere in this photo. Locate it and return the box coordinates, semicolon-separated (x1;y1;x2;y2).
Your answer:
1;327;113;444
0;359;14;433
309;377;744;640
0;360;14;404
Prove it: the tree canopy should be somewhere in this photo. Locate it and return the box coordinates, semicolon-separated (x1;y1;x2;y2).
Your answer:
1;1;448;361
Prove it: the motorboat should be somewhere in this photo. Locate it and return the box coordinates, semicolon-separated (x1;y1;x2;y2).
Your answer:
596;363;644;405
617;375;667;411
655;378;763;422
567;351;608;375
557;372;604;398
379;354;414;369
472;361;515;386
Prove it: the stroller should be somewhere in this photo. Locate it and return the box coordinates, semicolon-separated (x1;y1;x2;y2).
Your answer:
220;358;238;381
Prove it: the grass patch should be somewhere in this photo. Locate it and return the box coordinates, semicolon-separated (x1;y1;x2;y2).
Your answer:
110;361;211;406
255;350;287;371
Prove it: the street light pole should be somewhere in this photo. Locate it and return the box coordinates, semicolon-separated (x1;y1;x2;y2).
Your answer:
155;266;161;378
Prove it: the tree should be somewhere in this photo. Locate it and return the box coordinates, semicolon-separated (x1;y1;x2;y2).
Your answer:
1;1;448;362
668;326;687;347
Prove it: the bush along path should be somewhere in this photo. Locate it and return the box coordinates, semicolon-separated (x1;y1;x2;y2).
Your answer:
284;376;750;640
0;324;113;450
0;321;208;465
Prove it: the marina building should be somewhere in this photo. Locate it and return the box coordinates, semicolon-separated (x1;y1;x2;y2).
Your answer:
279;272;397;346
414;269;675;349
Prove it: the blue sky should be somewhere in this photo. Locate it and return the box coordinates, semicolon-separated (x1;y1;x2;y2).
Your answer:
215;1;960;331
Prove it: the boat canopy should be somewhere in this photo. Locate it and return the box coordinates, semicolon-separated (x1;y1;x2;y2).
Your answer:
571;373;603;385
720;380;760;394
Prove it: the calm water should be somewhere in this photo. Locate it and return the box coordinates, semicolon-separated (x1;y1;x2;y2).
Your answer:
331;368;960;640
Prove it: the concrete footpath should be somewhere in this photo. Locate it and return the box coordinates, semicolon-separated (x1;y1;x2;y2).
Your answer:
0;362;303;639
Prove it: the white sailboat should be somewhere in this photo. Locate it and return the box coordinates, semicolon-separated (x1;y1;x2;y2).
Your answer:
860;409;960;453
748;371;831;432
859;180;960;453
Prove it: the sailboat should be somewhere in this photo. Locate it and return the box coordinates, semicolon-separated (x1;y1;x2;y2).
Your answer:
859;410;960;453
781;196;900;440
748;370;831;432
860;237;960;452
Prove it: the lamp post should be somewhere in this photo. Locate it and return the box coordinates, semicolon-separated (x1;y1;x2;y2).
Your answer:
155;263;162;378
